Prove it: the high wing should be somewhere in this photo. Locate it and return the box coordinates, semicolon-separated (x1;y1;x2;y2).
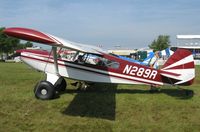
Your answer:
3;27;107;54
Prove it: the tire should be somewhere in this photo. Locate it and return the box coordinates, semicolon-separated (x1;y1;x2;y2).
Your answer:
34;81;55;100
54;77;67;92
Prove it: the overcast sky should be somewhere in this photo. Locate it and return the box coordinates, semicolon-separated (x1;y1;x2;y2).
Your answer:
1;0;200;49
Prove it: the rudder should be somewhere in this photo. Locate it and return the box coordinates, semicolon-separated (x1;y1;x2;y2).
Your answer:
161;49;195;86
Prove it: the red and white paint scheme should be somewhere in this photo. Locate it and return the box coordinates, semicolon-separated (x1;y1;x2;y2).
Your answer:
3;27;195;100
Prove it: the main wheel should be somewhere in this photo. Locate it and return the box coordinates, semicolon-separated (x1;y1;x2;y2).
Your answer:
59;78;67;91
54;77;67;92
34;81;55;100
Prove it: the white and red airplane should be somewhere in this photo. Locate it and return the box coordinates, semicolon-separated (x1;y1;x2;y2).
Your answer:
3;27;195;100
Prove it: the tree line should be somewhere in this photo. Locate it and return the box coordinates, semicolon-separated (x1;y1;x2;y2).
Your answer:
0;27;33;60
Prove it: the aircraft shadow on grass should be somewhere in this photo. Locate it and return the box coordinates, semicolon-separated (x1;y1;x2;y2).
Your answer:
61;84;194;121
61;83;117;120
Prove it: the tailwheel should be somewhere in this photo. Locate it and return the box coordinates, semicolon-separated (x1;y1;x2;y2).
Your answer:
34;81;56;100
54;77;67;92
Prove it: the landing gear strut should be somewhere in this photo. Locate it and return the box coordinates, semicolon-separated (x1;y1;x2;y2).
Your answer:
34;46;67;100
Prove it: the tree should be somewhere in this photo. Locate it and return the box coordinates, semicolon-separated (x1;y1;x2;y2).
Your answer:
0;27;21;59
148;35;171;51
25;41;33;47
0;27;7;59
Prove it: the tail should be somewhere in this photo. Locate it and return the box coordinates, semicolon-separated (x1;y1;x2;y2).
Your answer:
160;49;195;86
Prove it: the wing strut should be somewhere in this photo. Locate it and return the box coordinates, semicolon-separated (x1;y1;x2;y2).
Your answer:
45;47;60;85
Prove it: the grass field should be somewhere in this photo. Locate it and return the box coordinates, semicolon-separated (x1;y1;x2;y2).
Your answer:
0;62;200;132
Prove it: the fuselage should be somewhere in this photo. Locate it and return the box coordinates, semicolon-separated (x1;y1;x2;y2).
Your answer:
20;49;167;86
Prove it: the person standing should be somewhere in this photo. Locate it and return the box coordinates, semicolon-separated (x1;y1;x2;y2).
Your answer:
149;51;161;92
149;51;160;69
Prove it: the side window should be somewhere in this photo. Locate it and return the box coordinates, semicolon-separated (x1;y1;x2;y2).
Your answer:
83;54;102;65
83;53;120;69
58;48;77;61
74;52;85;64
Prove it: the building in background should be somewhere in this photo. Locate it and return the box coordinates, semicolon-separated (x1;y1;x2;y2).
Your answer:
108;49;137;57
171;35;200;65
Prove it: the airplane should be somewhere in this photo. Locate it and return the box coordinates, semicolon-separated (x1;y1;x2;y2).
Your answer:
3;27;195;100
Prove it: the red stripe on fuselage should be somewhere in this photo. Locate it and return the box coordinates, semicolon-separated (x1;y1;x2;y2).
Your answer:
16;49;50;56
21;55;163;85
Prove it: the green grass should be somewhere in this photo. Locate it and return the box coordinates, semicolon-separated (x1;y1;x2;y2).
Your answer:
0;62;200;132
